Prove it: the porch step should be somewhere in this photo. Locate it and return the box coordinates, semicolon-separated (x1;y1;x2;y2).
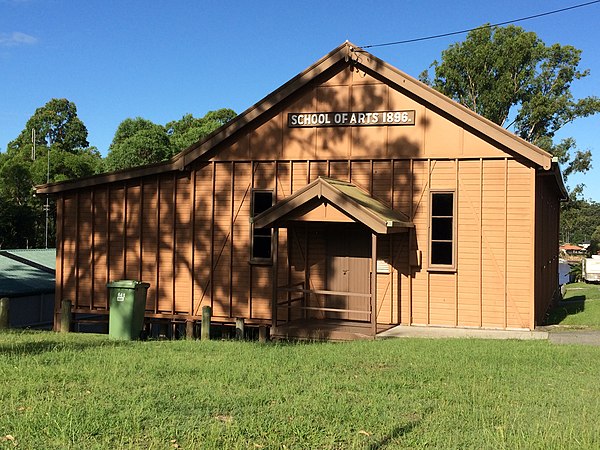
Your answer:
271;319;386;341
272;326;373;341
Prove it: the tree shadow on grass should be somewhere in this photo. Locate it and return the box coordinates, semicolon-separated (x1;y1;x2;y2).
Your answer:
545;295;586;325
0;336;129;357
366;413;422;450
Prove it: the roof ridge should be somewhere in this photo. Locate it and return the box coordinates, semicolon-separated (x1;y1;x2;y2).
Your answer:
37;40;556;194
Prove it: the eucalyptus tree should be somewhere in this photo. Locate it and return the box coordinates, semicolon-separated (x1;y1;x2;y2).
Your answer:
420;24;600;184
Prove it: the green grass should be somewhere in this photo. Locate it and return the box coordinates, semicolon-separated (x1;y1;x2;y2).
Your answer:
546;282;600;329
1;331;600;449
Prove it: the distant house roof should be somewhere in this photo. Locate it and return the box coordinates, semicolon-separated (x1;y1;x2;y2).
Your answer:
0;249;56;298
560;244;585;252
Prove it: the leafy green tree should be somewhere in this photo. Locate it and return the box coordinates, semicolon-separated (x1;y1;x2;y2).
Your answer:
104;118;171;172
7;98;89;157
588;225;600;256
560;199;600;244
0;196;37;249
420;25;600;181
104;109;237;172
0;98;99;248
166;108;236;153
0;158;33;206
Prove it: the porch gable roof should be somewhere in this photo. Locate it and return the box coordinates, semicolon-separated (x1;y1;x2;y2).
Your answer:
252;177;413;234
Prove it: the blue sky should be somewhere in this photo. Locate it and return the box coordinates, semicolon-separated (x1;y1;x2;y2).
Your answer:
2;0;599;199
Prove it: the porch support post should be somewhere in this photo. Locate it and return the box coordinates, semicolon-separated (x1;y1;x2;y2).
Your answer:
371;233;378;336
271;227;279;330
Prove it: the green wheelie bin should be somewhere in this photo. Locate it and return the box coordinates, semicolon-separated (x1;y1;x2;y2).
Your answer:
107;280;150;340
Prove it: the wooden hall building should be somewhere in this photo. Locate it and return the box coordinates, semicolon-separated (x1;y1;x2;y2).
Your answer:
37;42;567;340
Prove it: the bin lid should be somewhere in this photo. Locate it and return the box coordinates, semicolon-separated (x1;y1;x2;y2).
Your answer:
106;280;149;289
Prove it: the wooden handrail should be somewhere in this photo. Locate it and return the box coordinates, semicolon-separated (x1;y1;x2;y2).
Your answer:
277;287;371;299
298;306;371;315
276;297;304;306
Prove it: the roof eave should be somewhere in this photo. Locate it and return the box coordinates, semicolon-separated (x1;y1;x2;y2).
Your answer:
176;42;353;167
353;47;553;170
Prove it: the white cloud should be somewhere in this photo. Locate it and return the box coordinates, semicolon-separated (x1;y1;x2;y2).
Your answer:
0;31;38;47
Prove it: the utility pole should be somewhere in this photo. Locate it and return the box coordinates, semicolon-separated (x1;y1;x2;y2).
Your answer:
45;134;51;249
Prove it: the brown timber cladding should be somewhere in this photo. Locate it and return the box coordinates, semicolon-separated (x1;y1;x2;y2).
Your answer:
57;157;535;329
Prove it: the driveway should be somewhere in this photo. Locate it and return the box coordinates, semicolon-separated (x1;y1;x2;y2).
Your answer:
546;329;600;346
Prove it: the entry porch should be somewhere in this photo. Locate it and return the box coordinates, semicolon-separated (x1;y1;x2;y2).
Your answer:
253;177;414;340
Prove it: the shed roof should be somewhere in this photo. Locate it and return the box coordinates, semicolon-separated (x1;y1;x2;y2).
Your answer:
37;41;557;195
0;249;56;298
560;244;584;251
252;177;413;234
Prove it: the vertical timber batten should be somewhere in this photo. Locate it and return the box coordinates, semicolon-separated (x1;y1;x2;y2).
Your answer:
479;158;483;328
248;161;254;319
504;158;508;329
106;185;111;286
191;169;196;319
210;162;216;312
371;233;377;335
230;162;235;317
172;173;177;315
426;159;431;325
123;183;127;280
408;159;414;326
154;176;160;315
531;168;537;329
139;178;144;282
90;189;96;310
74;191;80;310
454;159;459;327
272;228;279;328
56;194;64;330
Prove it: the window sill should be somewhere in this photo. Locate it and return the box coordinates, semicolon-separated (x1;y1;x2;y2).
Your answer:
249;259;273;266
427;266;456;273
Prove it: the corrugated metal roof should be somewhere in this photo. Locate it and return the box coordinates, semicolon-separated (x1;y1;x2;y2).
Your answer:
322;177;411;226
0;249;56;298
1;249;56;271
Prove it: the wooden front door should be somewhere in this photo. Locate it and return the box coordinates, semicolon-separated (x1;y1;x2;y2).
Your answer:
326;225;371;321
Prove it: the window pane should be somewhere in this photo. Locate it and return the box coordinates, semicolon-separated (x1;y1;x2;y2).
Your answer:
254;227;271;237
430;192;454;267
251;190;273;261
431;242;452;265
432;217;453;240
253;235;271;259
432;193;453;216
253;192;273;215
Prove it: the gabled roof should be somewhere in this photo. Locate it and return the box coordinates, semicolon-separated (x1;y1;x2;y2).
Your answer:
560;244;584;251
0;249;56;274
37;41;554;194
0;249;56;297
253;177;413;234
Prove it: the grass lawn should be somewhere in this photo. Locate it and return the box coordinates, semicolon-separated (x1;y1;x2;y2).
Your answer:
545;282;600;329
1;331;600;449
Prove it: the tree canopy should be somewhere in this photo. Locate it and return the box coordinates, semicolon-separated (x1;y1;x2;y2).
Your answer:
420;24;600;185
103;118;171;172
0;98;102;248
105;108;237;172
1;99;236;248
166;108;236;153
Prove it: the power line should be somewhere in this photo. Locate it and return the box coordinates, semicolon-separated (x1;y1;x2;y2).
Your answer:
360;0;600;49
